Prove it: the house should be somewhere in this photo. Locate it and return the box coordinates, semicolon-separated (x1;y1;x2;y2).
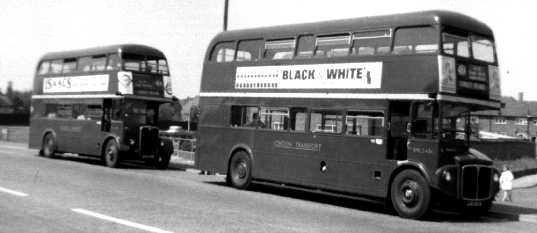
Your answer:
474;93;537;140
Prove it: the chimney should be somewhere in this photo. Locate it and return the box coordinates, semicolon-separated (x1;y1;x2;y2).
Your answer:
519;92;524;102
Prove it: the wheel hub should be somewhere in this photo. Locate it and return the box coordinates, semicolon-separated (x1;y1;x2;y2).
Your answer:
237;161;247;179
401;181;419;206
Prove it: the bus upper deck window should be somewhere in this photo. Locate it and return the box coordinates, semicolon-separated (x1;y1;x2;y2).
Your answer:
471;36;495;63
122;53;145;71
264;39;295;60
211;42;236;63
394;27;438;55
38;61;51;75
352;29;391;56
442;33;469;58
158;59;169;74
147;59;158;73
106;54;120;70
296;35;314;58
237;39;263;62
62;58;77;73
50;59;63;74
92;55;107;71
315;35;350;58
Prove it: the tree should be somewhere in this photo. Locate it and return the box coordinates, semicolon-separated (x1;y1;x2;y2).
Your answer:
159;100;182;121
6;81;13;99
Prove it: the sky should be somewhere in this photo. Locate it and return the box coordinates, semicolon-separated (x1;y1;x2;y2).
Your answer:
0;0;536;99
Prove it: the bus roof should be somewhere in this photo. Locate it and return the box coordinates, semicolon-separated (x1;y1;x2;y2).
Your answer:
210;10;493;42
40;44;166;60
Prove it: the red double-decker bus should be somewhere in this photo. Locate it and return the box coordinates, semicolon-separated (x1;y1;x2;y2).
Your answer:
196;11;502;218
29;44;174;168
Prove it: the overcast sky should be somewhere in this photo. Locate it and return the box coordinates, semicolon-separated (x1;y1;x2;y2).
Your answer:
0;0;535;99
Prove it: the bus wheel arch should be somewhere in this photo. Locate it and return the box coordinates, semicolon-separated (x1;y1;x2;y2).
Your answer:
226;148;253;189
387;164;431;219
101;137;121;168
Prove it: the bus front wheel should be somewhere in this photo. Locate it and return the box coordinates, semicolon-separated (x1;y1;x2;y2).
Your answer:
40;133;56;158
103;140;120;168
227;151;252;189
390;169;431;219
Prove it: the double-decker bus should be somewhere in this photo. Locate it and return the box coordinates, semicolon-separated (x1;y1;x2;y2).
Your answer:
29;44;175;168
196;11;503;219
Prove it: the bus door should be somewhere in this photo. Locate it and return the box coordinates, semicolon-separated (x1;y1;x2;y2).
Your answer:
336;110;389;196
388;101;411;160
406;101;440;170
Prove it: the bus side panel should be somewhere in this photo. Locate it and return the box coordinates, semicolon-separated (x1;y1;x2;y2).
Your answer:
29;118;48;149
197;126;255;174
335;136;394;197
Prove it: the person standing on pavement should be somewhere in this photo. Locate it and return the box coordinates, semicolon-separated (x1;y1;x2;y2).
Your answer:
499;164;514;202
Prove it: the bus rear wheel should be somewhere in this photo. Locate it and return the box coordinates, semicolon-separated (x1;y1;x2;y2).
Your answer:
40;133;56;158
103;140;120;168
227;151;252;189
390;169;431;219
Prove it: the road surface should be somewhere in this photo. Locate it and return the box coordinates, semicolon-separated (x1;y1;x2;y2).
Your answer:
0;142;535;233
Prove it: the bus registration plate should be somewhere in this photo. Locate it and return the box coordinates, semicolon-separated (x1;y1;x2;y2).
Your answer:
466;201;482;207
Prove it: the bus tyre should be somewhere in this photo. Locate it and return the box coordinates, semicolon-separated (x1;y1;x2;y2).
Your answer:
391;170;431;219
228;151;252;189
103;140;120;168
40;133;56;158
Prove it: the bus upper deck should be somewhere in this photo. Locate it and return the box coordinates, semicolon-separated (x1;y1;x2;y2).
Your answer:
200;10;500;109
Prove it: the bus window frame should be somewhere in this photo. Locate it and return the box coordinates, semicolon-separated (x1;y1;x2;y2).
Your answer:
313;33;352;58
309;109;345;135
351;28;393;56
440;26;497;64
344;109;386;138
236;38;264;62
392;25;440;56
264;38;296;60
210;41;237;63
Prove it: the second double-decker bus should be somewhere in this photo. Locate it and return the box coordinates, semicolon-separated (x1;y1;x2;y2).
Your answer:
29;44;174;168
196;11;502;218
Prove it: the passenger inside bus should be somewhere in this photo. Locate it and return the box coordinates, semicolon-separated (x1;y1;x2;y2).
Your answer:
245;113;265;128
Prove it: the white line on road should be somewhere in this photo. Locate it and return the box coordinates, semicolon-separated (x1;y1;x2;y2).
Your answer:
71;208;174;233
0;186;29;197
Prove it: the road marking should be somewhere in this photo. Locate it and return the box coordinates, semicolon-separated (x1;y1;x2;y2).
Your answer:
71;208;174;233
0;186;29;197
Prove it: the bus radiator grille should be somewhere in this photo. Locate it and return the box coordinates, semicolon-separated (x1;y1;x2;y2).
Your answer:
461;165;492;200
140;126;159;156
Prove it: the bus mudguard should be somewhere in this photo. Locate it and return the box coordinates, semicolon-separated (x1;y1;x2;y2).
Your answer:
228;143;254;165
390;160;432;189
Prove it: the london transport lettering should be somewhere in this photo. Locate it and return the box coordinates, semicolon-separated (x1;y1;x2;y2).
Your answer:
235;62;382;89
43;75;109;93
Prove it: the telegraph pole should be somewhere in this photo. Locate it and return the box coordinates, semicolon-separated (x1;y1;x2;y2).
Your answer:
223;0;229;31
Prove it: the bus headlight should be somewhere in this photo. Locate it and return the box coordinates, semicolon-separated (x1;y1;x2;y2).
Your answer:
442;170;452;182
117;71;133;95
493;173;499;182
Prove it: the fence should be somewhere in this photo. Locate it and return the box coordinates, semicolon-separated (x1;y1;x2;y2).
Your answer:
160;130;196;166
472;139;536;160
0;126;29;143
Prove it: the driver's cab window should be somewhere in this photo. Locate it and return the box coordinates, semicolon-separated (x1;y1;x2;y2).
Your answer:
411;102;438;138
